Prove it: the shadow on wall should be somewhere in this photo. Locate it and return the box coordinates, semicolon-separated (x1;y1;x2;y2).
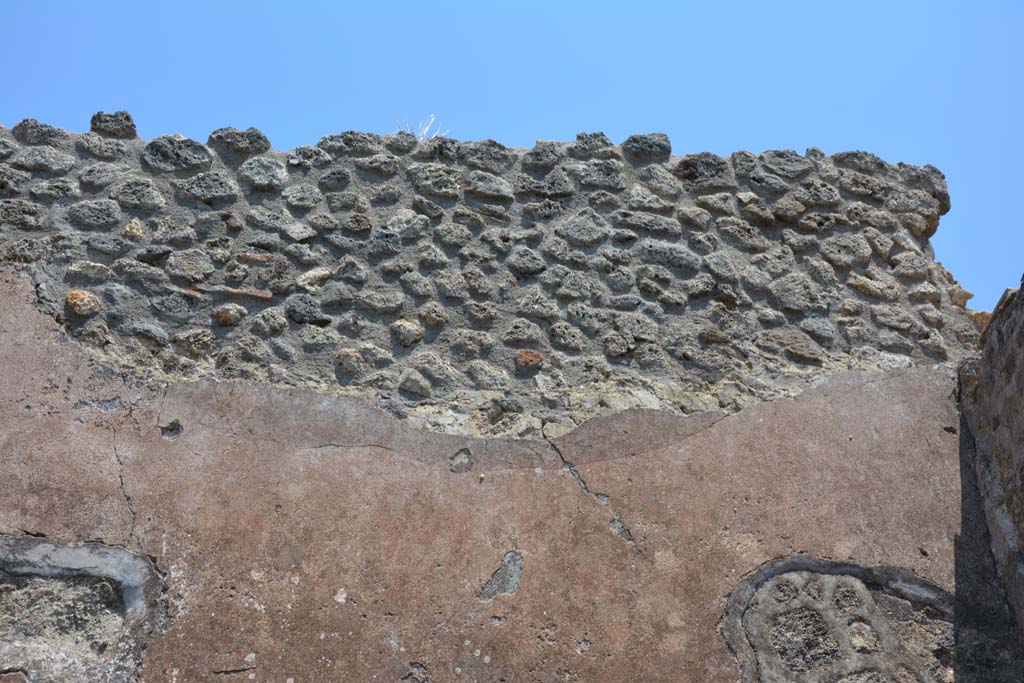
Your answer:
954;414;1023;680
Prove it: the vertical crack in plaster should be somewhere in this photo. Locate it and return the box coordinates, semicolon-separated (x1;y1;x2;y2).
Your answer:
542;429;607;504
111;428;138;547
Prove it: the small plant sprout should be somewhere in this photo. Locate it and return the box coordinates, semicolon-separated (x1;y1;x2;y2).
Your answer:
396;114;449;141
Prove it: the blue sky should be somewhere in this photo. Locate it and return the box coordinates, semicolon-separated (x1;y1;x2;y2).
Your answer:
3;1;1020;310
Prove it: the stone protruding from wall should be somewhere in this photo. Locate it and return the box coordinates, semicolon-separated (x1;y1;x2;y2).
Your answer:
0;113;980;437
961;277;1024;643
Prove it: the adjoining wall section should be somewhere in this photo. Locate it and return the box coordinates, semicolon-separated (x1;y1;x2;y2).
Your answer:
0;113;980;437
961;278;1024;641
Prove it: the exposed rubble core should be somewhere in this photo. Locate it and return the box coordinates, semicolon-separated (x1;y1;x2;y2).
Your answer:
721;557;1021;682
0;113;981;437
0;535;166;683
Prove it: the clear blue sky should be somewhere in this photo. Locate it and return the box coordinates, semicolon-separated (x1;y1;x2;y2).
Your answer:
3;1;1020;310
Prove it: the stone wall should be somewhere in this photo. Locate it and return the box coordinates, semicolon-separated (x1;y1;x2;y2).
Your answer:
0;112;980;436
5;265;1017;681
961;279;1024;640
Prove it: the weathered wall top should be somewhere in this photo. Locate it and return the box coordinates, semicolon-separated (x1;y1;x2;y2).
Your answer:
0;112;981;436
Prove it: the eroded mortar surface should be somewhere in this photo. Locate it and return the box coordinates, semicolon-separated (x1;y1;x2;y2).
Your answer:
0;113;981;437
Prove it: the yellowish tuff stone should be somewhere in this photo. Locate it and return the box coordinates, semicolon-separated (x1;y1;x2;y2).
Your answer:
122;217;145;240
296;266;333;289
212;303;247;326
66;289;101;316
948;283;974;308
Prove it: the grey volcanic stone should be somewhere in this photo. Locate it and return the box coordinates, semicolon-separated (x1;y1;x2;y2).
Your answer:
761;149;814;178
355;287;404;313
459;139;515;173
614;210;681;236
0;199;41;228
317;131;384;157
637;239;700;271
111;179;165;212
287;145;332;168
522;141;565;171
769;272;826;313
76;132;128;159
408;136;457;162
507;246;547;276
90;110;137;138
622;133;671;164
283;183;323;210
556;208;609;246
12;118;72;146
177;171;239;204
795;178;842;208
246;206;304;237
11;147;77;174
820;233;872;269
0;166;30;195
280;221;316;242
142;136;213;173
68;199;121;227
408;163;461;198
78;162;127;190
569;131;616;159
385;130;418;155
165;249;214;282
833;150;887;174
317;166;351;192
208;127;271;157
465;170;513;200
354;153;399;177
479;551;523;600
640;164;681;198
673;152;736;192
29;177;79;202
572;159;626;191
239;156;287;191
398;367;432;396
285;293;331;325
